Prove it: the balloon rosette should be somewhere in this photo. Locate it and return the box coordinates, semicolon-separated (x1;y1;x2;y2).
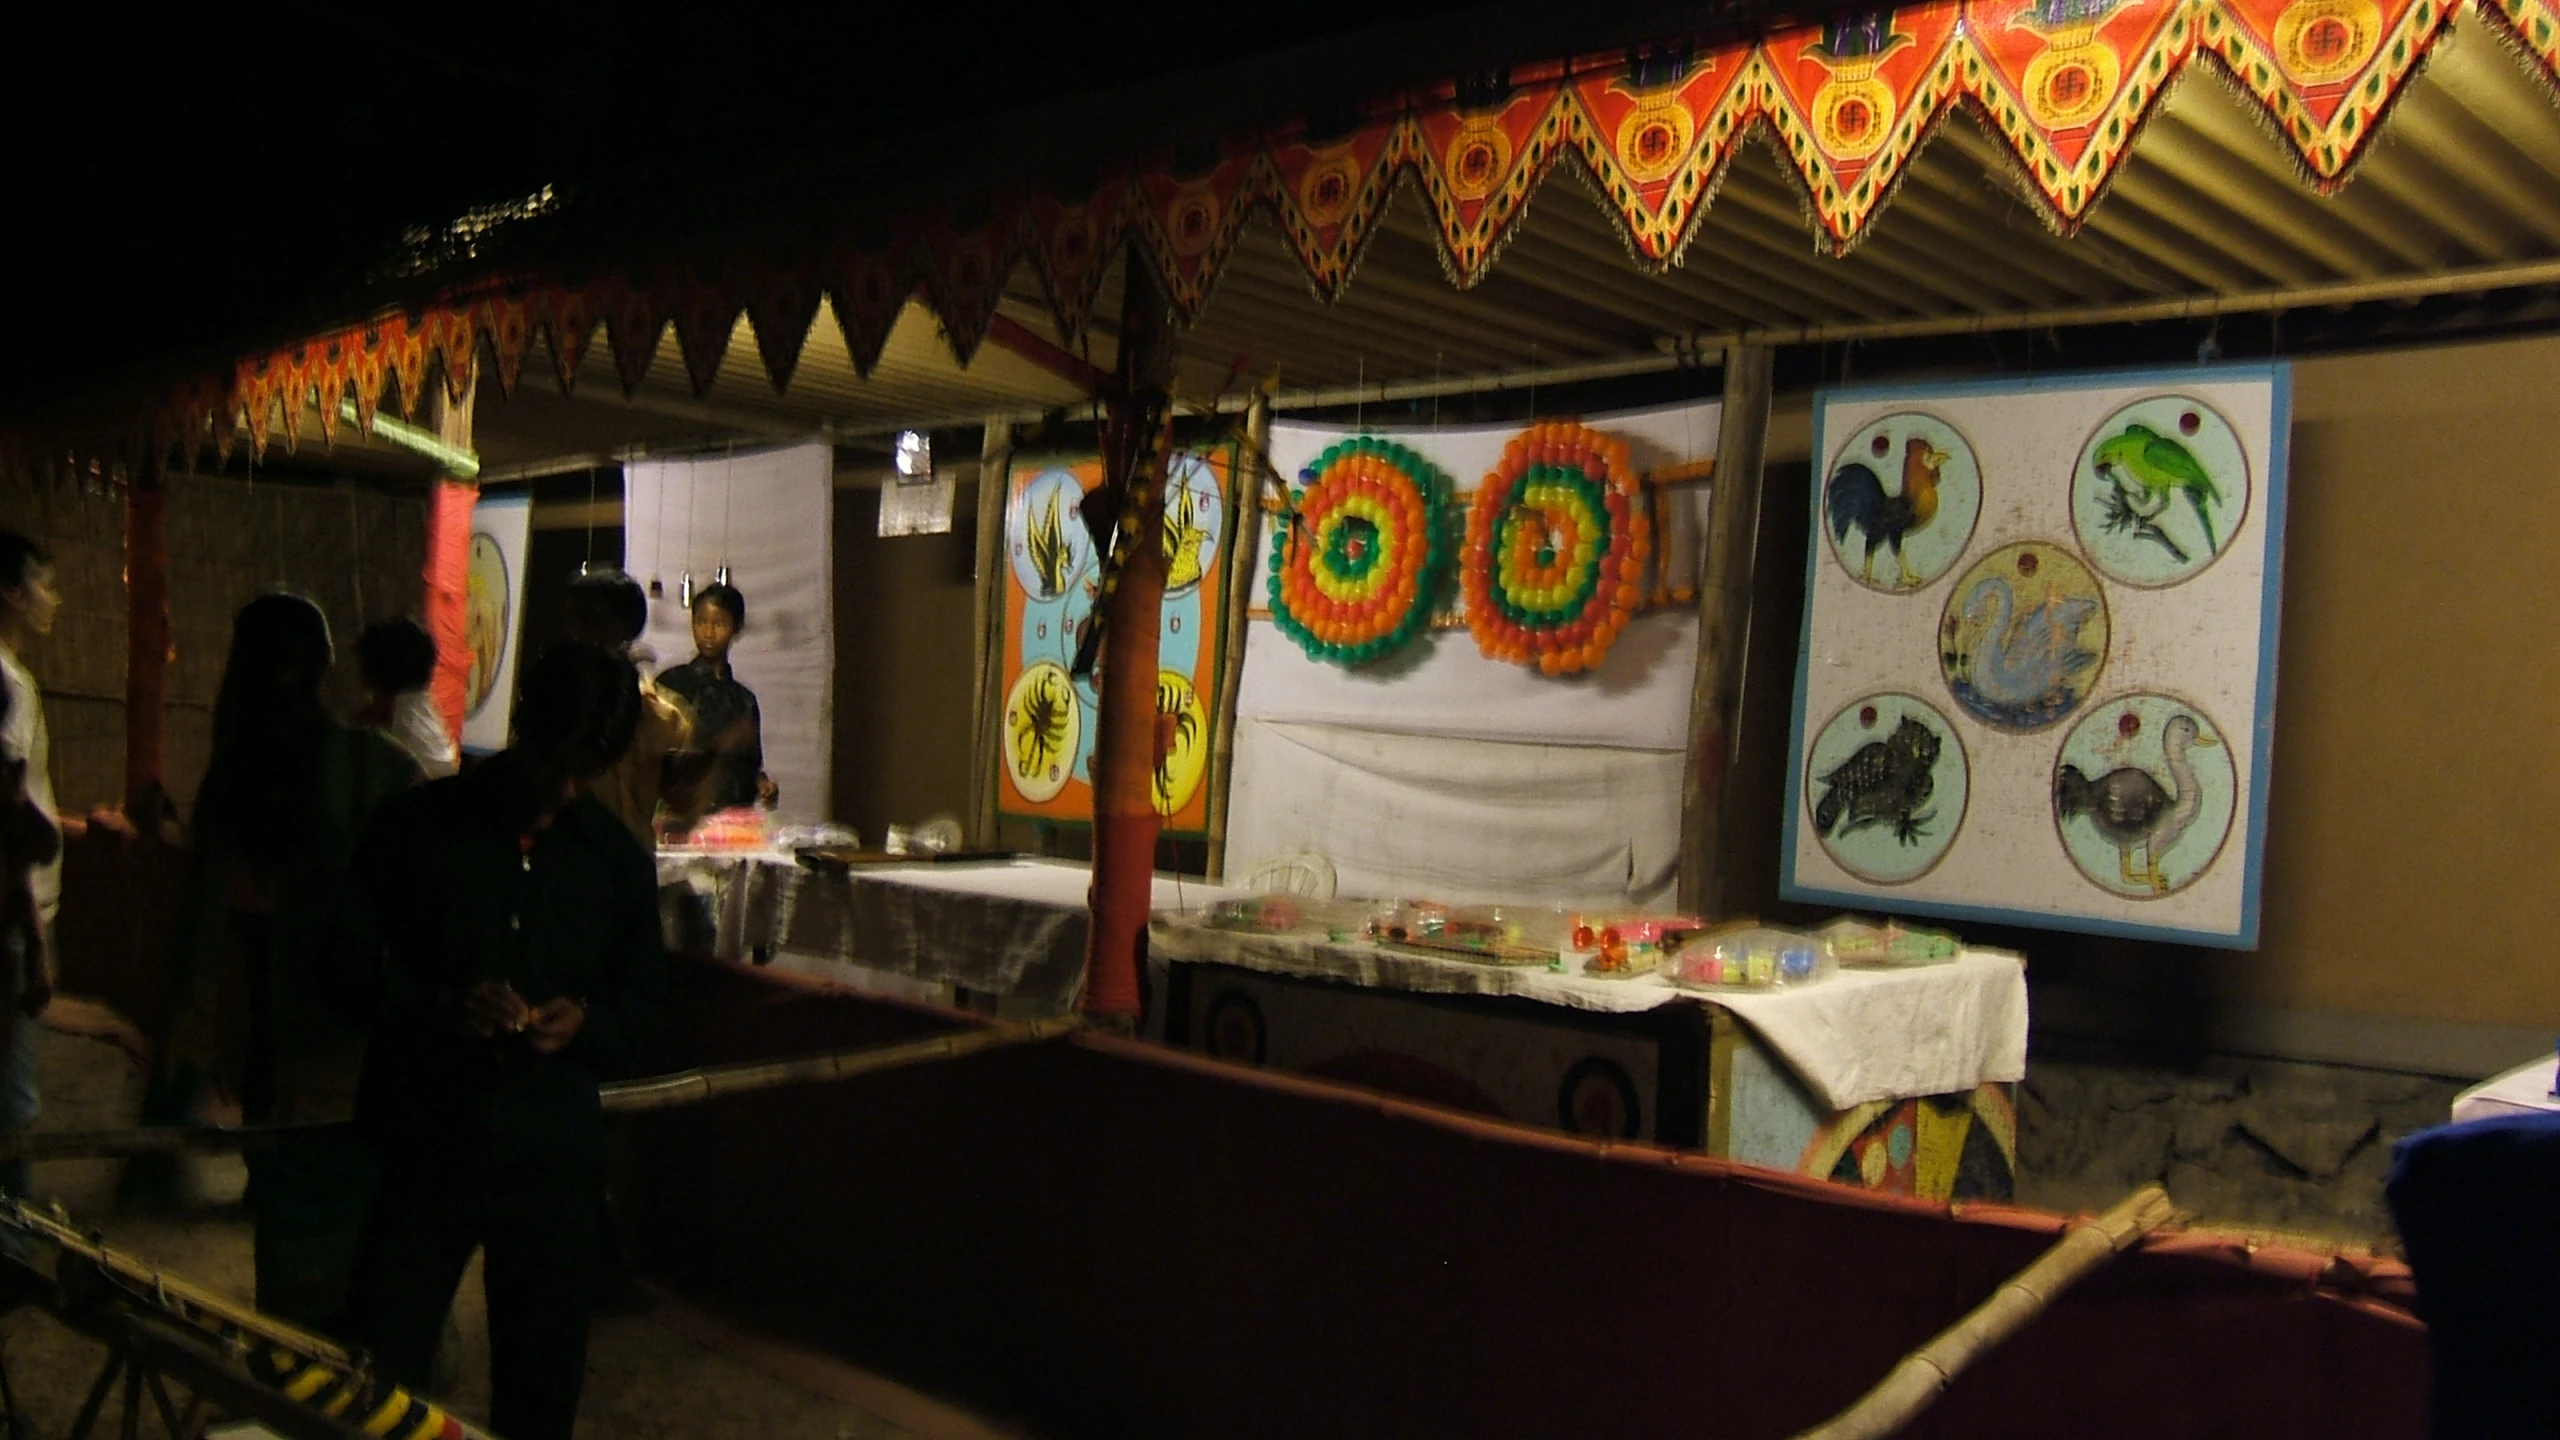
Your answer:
1268;436;1452;666
1463;422;1652;676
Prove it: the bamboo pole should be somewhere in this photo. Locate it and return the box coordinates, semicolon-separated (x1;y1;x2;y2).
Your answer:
1789;1185;2178;1440
0;1019;1080;1162
1202;394;1270;882
1676;346;1774;916
968;417;1014;849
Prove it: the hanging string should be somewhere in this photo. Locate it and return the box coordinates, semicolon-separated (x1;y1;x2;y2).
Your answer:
650;456;670;597
719;439;735;585
1354;356;1365;434
1430;351;1443;434
1529;343;1540;420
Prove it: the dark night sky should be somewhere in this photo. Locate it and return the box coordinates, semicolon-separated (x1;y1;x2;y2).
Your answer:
4;2;1515;416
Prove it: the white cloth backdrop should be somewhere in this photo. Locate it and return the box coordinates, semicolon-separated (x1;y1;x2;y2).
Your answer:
1226;400;1719;910
624;443;835;827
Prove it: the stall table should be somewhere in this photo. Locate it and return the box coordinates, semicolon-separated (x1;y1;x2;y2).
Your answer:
2450;1054;2560;1125
1149;917;2028;1200
659;851;1240;1013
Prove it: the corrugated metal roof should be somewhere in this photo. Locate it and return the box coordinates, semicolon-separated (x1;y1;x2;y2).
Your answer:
459;10;2560;469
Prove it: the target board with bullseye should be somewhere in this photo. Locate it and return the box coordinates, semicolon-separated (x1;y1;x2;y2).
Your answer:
996;444;1239;835
1786;364;2290;948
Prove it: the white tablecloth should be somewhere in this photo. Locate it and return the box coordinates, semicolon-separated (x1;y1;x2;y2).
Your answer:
659;852;1242;1009
1149;918;2028;1111
2451;1055;2560;1125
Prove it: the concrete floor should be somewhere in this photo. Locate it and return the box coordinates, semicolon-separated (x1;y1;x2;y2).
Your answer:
0;1025;1026;1440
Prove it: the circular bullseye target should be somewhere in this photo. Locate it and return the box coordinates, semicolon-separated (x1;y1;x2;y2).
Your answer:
1269;436;1453;666
1463;421;1651;676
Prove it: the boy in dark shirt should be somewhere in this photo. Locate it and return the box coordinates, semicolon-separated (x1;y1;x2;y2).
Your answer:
337;643;666;1440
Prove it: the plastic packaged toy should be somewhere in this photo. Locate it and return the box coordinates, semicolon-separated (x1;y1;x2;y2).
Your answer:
1818;916;1961;968
1584;915;1711;979
1663;925;1829;990
1205;895;1307;934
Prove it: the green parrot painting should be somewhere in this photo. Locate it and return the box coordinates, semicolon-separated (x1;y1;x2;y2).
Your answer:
2092;424;2224;561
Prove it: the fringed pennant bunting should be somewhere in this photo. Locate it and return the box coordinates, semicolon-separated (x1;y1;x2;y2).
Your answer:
1022;178;1129;344
601;278;669;397
1568;41;1759;267
742;247;826;392
1760;6;1968;250
671;273;741;394
1963;0;2198;229
1131;146;1260;319
1264;119;1411;300
240;355;276;454
543;286;599;394
1412;82;1572;286
53;0;2523;472
310;336;348;446
2480;0;2560;87
272;348;309;451
483;294;535;397
914;204;1019;366
430;306;478;403
391;320;432;419
2203;0;2458;182
349;325;389;434
826;244;912;378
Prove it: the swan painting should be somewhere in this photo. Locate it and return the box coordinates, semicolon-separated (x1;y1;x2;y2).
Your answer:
2056;712;2222;894
1940;542;2108;732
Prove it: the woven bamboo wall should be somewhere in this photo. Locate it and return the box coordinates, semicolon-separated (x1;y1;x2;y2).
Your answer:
0;474;425;816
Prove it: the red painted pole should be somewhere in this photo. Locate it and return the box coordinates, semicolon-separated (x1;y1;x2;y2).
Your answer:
1081;257;1179;1021
123;458;169;816
423;368;478;745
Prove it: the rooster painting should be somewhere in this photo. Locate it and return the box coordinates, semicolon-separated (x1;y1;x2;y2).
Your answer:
1827;435;1950;587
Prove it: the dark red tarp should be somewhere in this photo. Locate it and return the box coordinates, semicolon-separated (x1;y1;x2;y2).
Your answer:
626;956;2427;1440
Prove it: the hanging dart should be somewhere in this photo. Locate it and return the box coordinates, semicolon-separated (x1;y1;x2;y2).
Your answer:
713;565;731;588
679;570;694;610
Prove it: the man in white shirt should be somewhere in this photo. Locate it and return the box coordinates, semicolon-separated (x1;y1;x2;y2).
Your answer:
0;531;61;1203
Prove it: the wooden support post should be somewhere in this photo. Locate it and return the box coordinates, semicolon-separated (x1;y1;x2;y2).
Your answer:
1202;394;1270;882
422;364;479;746
968;418;1014;849
1082;254;1179;1021
122;454;169;819
1677;346;1775;916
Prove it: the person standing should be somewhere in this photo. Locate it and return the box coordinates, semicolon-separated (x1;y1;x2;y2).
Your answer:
0;533;60;1205
337;643;666;1440
564;568;702;845
356;617;458;781
654;583;775;814
144;595;422;1327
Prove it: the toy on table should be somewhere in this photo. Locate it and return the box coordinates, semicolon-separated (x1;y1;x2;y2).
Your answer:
1206;895;1307;934
1371;902;1558;965
1584;915;1710;979
676;807;770;852
1662;924;1828;990
1818;915;1961;968
1367;900;1453;944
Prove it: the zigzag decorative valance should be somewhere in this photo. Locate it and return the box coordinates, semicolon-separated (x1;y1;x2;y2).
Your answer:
132;0;2560;467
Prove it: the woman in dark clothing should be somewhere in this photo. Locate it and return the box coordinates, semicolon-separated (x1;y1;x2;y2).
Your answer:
135;594;421;1326
654;583;776;811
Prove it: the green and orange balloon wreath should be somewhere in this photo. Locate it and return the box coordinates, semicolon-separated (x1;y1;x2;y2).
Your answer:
1269;436;1452;667
1463;421;1652;676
